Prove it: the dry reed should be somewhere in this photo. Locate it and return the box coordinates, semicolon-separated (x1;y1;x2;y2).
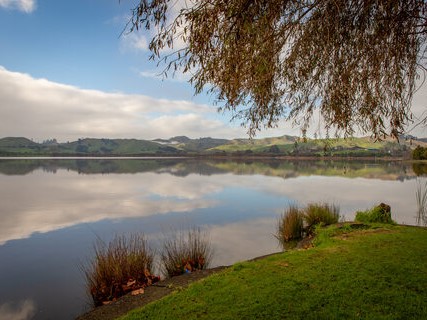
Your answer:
82;233;159;306
160;227;213;278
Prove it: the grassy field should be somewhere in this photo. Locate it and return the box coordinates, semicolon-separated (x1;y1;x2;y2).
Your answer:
119;224;427;320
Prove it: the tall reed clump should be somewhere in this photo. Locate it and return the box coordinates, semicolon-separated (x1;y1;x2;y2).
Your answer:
275;205;304;249
416;179;427;226
304;203;340;235
82;234;159;306
160;227;213;278
276;203;340;249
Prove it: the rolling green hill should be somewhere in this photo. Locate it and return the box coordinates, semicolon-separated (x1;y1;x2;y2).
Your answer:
0;137;38;148
0;137;180;156
0;135;422;157
209;135;414;157
0;137;43;155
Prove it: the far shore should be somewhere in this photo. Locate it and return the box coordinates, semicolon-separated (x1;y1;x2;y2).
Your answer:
0;155;416;161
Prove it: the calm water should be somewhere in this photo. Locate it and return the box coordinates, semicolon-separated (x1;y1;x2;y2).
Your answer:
0;158;425;319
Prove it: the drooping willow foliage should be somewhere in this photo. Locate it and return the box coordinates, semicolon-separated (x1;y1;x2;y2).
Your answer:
126;0;427;138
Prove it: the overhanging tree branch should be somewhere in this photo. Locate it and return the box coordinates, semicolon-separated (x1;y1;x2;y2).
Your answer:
125;0;427;139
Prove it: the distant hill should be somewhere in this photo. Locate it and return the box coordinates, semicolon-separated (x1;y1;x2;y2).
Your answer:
62;138;178;155
0;135;423;157
0;137;38;148
0;137;180;156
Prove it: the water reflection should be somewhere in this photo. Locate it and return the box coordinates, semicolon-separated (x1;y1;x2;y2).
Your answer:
0;158;425;319
0;300;36;320
0;158;421;180
0;168;225;245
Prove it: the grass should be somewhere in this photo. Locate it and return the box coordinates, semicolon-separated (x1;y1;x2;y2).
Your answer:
82;234;159;306
355;203;395;224
119;224;427;320
160;227;213;278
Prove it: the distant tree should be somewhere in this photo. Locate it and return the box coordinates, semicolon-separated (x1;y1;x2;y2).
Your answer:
269;144;280;153
76;144;89;154
413;145;427;160
126;0;427;138
293;140;299;154
42;138;58;145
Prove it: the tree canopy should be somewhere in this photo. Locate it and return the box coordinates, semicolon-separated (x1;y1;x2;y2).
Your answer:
126;0;427;138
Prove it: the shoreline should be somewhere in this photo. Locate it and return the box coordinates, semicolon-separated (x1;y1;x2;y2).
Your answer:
76;224;427;320
81;224;427;320
76;266;228;320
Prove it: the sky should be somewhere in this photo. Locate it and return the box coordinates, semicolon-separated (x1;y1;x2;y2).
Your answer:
0;0;426;142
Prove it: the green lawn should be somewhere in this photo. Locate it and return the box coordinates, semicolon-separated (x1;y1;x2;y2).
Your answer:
119;224;427;320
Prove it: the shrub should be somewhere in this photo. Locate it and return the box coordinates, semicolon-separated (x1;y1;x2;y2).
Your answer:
355;203;395;224
82;234;159;306
275;206;304;249
160;227;213;278
304;203;340;234
412;145;427;160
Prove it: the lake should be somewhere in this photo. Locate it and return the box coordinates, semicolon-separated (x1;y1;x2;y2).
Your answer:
0;158;425;319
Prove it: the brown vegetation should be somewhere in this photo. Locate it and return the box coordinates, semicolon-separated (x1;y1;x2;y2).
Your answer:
82;234;159;306
160;227;213;277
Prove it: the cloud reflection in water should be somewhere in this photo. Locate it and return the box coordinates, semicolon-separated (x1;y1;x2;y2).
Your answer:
0;159;423;245
0;300;36;320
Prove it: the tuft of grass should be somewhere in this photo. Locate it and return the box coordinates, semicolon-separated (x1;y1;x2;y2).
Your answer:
416;179;427;226
275;206;304;249
160;227;213;278
276;203;339;249
303;203;340;234
82;233;159;306
355;203;395;224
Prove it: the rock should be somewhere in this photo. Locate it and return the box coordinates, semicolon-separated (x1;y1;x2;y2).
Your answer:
131;288;145;296
379;203;391;214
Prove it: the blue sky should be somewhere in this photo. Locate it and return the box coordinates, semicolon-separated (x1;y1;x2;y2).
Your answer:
0;0;195;98
0;0;425;141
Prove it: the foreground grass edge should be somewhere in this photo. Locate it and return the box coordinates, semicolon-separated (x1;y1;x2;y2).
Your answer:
119;224;427;320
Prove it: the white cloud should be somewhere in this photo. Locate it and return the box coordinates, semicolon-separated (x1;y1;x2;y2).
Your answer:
0;0;36;13
120;0;190;54
406;80;427;136
139;69;191;83
149;114;234;138
121;32;149;51
0;66;245;141
2;65;422;143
